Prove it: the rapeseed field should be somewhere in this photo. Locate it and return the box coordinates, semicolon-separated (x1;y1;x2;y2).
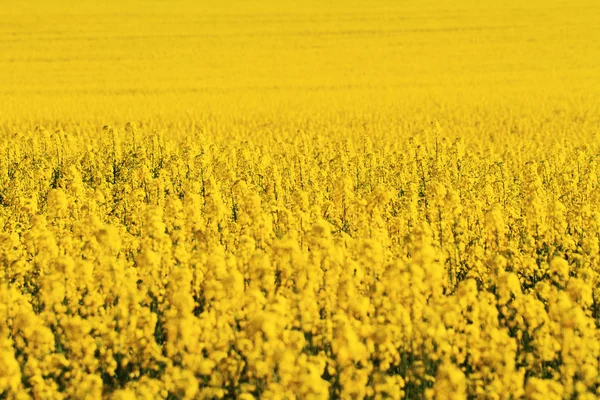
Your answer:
1;0;600;398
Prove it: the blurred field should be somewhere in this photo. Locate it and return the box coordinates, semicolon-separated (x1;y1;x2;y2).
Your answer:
1;0;599;128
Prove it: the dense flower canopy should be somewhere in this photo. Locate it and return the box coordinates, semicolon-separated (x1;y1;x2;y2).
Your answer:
1;0;600;398
1;120;600;398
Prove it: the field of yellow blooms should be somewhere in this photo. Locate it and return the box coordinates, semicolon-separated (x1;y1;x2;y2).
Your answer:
2;0;600;399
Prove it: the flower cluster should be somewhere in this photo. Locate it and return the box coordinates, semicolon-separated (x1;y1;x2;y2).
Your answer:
1;123;600;399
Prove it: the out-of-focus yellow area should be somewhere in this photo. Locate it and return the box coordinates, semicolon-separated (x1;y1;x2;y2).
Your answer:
1;0;599;128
